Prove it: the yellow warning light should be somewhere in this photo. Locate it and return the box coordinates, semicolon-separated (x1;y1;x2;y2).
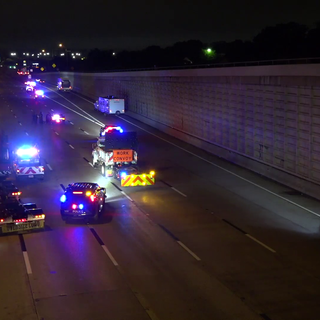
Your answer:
86;191;92;196
142;174;146;178
150;171;155;176
131;174;134;178
142;182;146;185
131;183;134;186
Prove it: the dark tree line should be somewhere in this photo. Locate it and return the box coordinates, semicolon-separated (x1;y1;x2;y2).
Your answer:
5;21;320;72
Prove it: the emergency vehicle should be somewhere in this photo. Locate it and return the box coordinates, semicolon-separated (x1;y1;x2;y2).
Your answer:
34;89;45;98
92;126;138;177
0;191;45;234
94;96;125;115
13;145;45;180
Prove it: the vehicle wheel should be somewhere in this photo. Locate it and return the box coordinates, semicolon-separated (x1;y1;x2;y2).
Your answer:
101;164;106;177
116;111;120;115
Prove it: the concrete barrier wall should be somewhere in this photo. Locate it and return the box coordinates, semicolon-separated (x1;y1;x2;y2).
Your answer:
41;65;320;199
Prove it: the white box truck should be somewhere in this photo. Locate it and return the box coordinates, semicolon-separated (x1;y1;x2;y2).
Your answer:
94;96;125;115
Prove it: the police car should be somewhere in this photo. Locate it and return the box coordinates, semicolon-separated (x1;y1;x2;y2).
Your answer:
60;183;106;222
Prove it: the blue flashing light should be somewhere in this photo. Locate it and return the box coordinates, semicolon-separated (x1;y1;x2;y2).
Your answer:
101;131;106;136
16;146;38;157
60;194;66;202
120;172;127;178
30;81;36;86
79;204;84;210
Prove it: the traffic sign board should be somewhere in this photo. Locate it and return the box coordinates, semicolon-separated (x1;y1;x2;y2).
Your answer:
40;67;44;71
52;64;56;68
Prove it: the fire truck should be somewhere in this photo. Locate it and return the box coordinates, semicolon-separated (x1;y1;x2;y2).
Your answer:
92;126;138;177
0;184;45;234
13;145;45;180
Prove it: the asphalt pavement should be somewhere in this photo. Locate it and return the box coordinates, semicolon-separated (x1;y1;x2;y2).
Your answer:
1;70;320;320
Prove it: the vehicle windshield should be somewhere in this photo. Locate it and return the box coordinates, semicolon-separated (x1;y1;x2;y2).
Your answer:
62;81;70;87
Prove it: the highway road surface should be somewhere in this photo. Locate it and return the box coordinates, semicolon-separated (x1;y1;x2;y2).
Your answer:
1;69;320;320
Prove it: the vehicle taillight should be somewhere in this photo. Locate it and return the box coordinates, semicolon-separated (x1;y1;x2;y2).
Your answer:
17;169;20;173
14;219;27;223
90;195;96;202
12;192;21;196
0;219;4;223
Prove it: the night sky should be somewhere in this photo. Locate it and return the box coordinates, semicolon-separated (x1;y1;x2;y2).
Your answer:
1;0;320;51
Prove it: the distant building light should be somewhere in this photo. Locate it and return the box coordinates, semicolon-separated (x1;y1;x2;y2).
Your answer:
32;54;34;56
72;56;75;59
60;53;65;56
112;52;116;55
10;52;16;56
47;53;50;55
26;53;29;56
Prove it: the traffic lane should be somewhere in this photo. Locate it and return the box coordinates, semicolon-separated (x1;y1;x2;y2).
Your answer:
126;187;320;320
94;200;262;320
0;235;38;320
24;225;150;320
49;90;320;216
3;94;123;227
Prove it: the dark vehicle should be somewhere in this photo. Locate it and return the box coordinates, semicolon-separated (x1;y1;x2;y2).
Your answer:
39;79;45;83
113;163;139;180
60;182;106;222
57;79;72;92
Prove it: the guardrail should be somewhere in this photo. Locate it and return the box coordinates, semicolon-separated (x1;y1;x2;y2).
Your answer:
69;56;320;73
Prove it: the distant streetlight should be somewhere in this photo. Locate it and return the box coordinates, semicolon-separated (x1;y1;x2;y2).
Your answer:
112;52;116;56
206;48;212;53
26;53;29;56
42;49;45;53
59;43;63;47
61;53;65;56
23;53;25;55
10;52;16;56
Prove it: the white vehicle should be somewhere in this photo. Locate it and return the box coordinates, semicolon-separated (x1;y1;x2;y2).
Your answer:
13;146;44;180
57;78;72;91
94;96;125;115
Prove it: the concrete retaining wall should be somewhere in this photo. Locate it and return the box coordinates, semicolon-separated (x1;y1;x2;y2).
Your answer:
41;65;320;200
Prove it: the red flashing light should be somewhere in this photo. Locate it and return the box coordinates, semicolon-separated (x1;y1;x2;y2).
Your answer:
14;219;27;223
72;204;77;209
90;195;96;202
0;219;4;222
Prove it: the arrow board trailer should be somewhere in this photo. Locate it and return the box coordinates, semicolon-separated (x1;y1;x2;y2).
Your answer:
94;96;125;115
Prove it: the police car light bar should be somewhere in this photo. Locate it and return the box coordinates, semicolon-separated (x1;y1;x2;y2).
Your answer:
16;146;38;157
105;126;123;133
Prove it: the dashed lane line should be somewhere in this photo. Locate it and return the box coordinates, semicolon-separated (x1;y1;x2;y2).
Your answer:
160;180;187;197
19;235;32;275
88;226;159;320
115;116;320;219
46;163;53;171
55;131;59;135
158;224;201;261
69;144;75;149
222;219;276;253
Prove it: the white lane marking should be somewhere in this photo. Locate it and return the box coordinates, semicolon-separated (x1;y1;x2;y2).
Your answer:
89;162;93;167
121;191;133;202
246;234;276;253
46;87;103;124
177;241;201;261
23;252;32;274
69;121;74;125
72;91;94;104
14;115;17;118
47;164;53;171
118;117;320;219
48;97;104;127
25;132;29;136
55;131;59;135
54;90;320;218
69;144;75;149
51;109;54;112
102;245;119;266
19;123;22;126
84;130;89;135
171;187;187;197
